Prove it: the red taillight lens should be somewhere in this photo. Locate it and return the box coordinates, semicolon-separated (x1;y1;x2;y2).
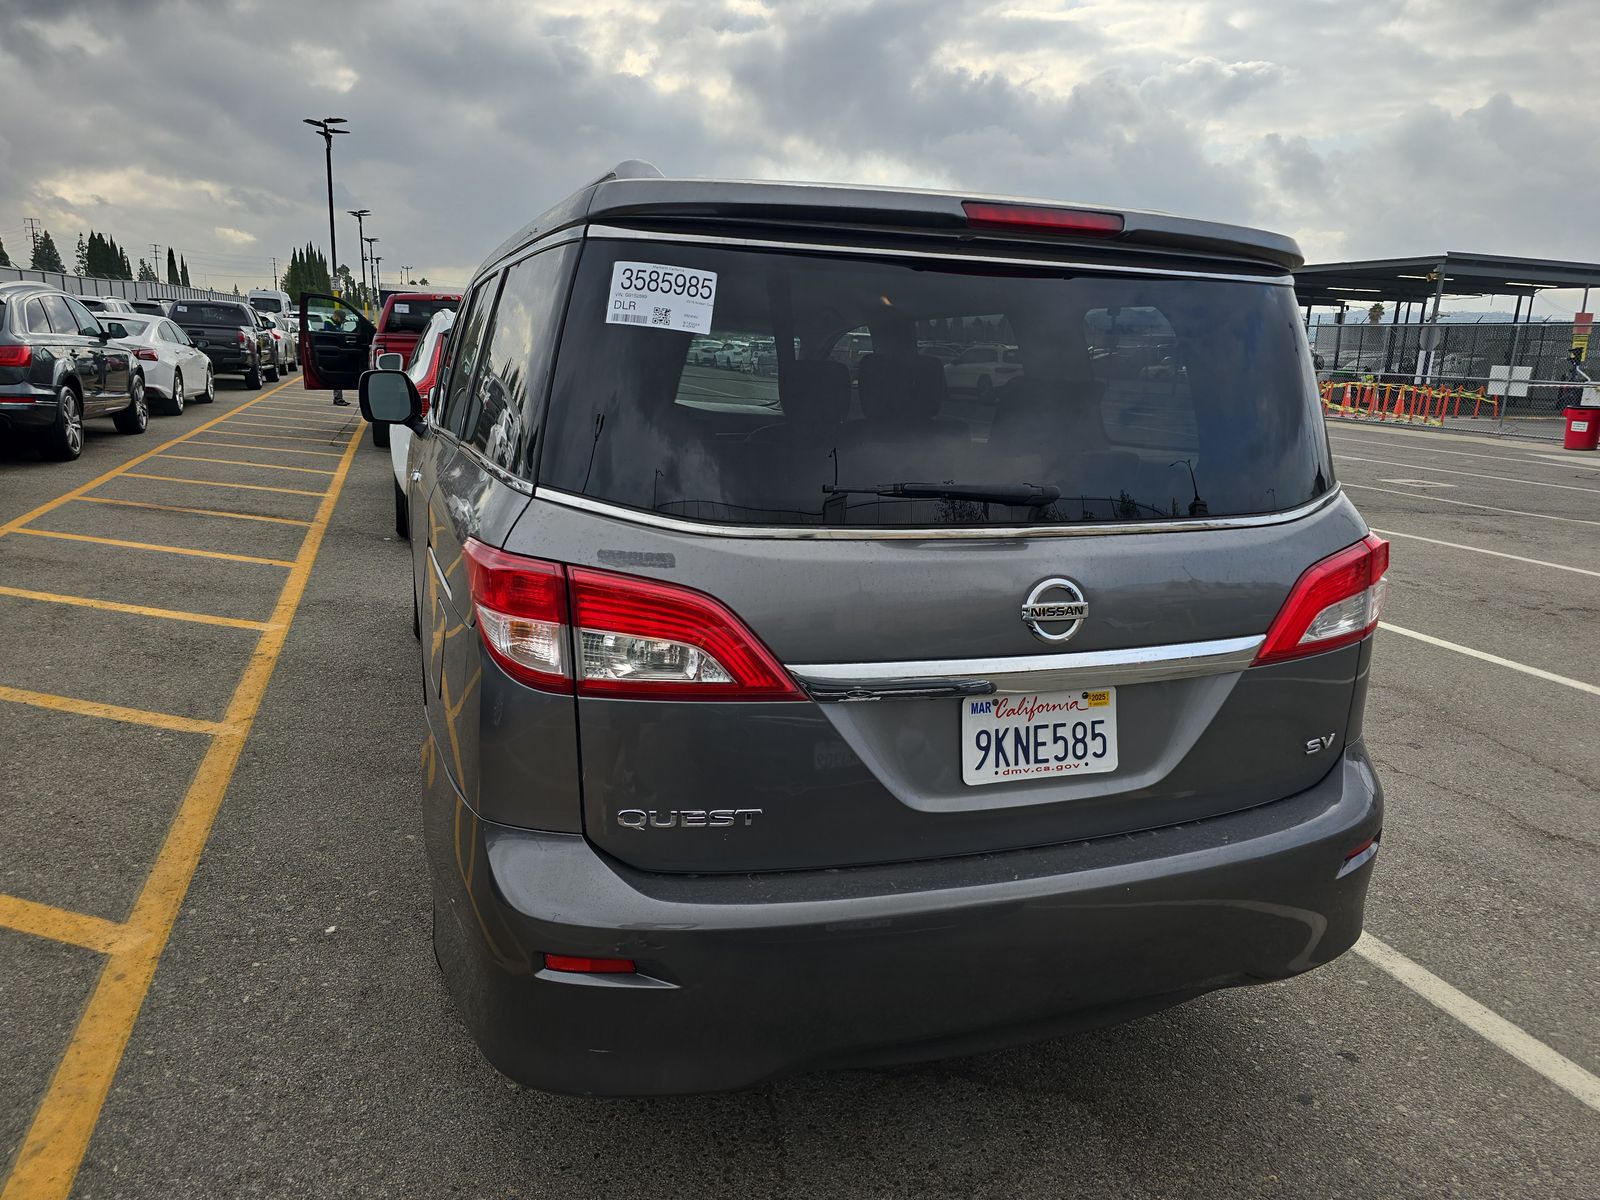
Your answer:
462;540;569;692
0;345;33;367
460;541;803;701
133;348;159;361
570;566;803;700
962;201;1125;236
237;330;249;346
542;954;636;974
1256;535;1390;665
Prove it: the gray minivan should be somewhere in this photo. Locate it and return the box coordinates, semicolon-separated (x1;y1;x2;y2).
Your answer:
351;162;1387;1097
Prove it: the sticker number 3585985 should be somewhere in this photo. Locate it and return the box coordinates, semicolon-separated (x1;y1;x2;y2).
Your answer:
606;261;717;334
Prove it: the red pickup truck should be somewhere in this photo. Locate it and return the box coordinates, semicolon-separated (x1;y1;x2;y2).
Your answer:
368;292;460;368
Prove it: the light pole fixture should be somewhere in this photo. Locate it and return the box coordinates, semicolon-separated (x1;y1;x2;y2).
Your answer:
399;265;413;286
372;255;383;296
362;237;379;297
347;208;371;301
303;117;348;292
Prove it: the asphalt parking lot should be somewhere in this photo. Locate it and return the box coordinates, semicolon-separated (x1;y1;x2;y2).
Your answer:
0;388;1596;1199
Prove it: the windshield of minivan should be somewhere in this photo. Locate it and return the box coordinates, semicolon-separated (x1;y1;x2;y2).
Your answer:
537;241;1333;528
249;297;284;313
383;297;455;333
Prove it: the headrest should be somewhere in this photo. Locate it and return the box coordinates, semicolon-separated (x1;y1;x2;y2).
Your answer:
857;353;946;422
780;359;851;429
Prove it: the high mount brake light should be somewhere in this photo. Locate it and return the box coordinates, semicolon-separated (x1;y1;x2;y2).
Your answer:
962;201;1125;237
461;541;803;701
1256;535;1390;665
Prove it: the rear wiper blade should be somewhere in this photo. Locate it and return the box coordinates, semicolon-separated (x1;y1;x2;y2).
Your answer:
823;481;1062;507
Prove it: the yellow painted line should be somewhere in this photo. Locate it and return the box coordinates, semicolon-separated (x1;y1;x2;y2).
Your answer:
0;897;132;957
72;497;313;527
1;422;364;1200
182;439;344;459
120;473;325;499
156;453;337;476
10;527;294;568
0;584;270;631
0;684;229;736
222;419;356;435
0;378;297;539
189;430;350;445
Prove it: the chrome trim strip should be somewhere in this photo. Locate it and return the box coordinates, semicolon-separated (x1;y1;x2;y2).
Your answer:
791;635;1265;701
531;486;1342;541
584;225;1293;285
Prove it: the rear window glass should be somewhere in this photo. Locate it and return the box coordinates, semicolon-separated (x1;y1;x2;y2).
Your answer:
381;297;456;334
171;302;252;326
249;297;284;313
538;241;1333;528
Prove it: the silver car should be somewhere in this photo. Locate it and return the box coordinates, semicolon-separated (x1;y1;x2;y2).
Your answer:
345;163;1387;1097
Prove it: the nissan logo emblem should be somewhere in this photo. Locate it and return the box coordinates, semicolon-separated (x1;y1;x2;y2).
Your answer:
1021;577;1088;643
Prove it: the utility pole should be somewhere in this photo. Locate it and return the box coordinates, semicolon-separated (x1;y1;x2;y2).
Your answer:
271;256;278;290
347;209;371;307
302;117;348;294
24;218;41;255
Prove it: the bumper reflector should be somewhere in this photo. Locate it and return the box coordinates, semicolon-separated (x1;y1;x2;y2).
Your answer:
1336;834;1380;879
543;954;637;974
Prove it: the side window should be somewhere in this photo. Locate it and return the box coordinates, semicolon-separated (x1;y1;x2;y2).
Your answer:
24;300;51;335
437;276;499;437
63;296;103;336
461;245;574;476
41;295;77;334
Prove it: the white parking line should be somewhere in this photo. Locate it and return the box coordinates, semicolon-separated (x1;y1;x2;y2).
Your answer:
1355;934;1600;1114
1370;528;1600;579
1337;454;1600;495
1329;435;1578;472
1345;483;1600;527
1379;623;1600;696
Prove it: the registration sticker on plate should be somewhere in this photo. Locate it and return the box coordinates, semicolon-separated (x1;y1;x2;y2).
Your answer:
960;688;1118;786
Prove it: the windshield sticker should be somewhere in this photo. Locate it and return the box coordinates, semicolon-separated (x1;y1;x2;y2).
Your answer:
394;303;410;313
606;262;716;334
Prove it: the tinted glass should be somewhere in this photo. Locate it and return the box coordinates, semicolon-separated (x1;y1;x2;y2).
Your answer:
62;297;102;336
381;297;457;334
171;302;254;326
111;317;152;338
459;249;572;475
24;299;51;335
438;277;498;435
78;297;110;311
249;297;285;313
41;295;78;335
539;241;1332;527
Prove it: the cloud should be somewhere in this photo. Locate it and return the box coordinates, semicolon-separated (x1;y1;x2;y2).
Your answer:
0;0;1597;292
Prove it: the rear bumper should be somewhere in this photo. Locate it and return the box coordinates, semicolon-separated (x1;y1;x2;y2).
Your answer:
0;392;58;431
425;745;1382;1097
201;348;253;372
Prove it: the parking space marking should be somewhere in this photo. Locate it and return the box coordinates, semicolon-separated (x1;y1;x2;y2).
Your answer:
1345;483;1600;527
0;684;230;736
71;497;313;527
1355;934;1600;1114
1370;529;1600;579
1;404;365;1200
1329;434;1580;472
1379;623;1600;696
118;473;326;499
1338;454;1600;495
0;897;130;957
222;419;357;435
193;430;351;445
155;453;337;476
0;585;271;631
9;528;295;569
181;439;344;459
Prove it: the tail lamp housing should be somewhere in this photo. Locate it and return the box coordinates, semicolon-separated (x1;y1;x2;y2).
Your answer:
0;345;34;367
462;539;803;700
133;348;159;361
1256;535;1390;665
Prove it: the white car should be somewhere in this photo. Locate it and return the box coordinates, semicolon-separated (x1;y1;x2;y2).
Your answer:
274;314;301;370
388;307;455;538
943;343;1023;397
105;313;215;414
78;296;137;314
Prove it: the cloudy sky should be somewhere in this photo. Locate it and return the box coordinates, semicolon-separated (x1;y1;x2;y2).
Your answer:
2;0;1597;313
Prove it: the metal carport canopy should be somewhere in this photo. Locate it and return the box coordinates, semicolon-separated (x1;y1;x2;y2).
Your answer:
1293;251;1600;308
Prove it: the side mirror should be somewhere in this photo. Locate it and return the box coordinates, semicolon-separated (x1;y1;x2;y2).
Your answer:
101;321;128;339
375;352;404;371
359;368;423;428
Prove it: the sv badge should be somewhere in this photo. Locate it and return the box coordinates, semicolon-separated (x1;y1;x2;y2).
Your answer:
1304;733;1337;755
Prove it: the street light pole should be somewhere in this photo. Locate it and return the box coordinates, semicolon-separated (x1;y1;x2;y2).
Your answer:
363;237;379;299
303;117;348;292
372;256;383;296
347;208;371;306
399;265;412;286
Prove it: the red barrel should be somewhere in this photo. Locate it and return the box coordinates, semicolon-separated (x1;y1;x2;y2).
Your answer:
1564;407;1600;451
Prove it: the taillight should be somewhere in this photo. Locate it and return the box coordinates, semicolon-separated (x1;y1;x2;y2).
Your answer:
1256;535;1390;665
570;566;802;700
962;200;1125;236
237;330;249;346
133;348;159;361
0;344;32;367
462;541;569;692
461;541;803;700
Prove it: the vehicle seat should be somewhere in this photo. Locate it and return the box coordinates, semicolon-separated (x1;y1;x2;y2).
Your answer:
746;360;851;444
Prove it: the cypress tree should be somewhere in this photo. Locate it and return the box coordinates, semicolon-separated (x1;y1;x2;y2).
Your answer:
0;236;10;266
180;257;191;287
75;233;89;276
166;247;180;285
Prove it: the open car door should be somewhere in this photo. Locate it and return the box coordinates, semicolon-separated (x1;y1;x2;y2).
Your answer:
298;293;375;390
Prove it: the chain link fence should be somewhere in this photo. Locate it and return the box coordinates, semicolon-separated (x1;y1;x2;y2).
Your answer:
1310;319;1592;440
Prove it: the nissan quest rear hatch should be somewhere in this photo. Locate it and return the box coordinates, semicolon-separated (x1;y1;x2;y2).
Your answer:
361;161;1386;1097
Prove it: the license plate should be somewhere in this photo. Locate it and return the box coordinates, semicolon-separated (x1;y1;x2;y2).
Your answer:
960;688;1118;786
